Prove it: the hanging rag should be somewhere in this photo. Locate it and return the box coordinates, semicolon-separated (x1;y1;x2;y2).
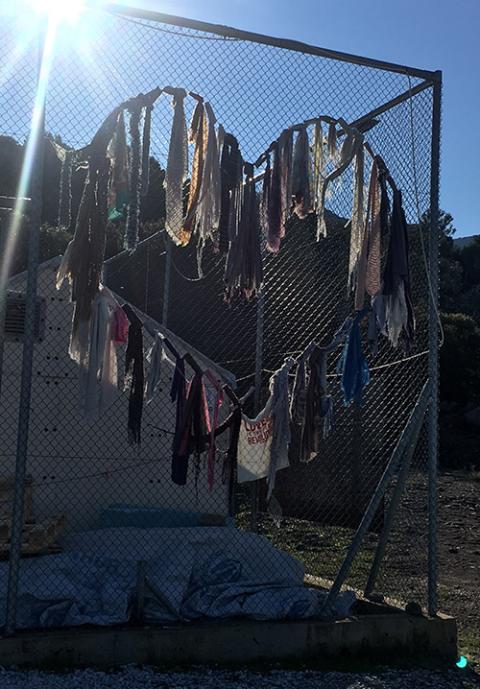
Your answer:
58;149;74;230
263;142;283;253
123;305;144;444
107;110;130;222
290;354;307;426
203;369;225;491
57;107;121;363
181;97;208;245
327;122;337;160
141;104;153;197
171;354;187;476
381;188;416;349
145;332;165;404
196;102;222;274
112;305;130;344
299;346;333;463
291;317;353;440
80;286;119;422
278;127;294;233
267;357;295;499
224;162;263;302
317;126;363;239
49;139;74;230
125;105;143;251
218;132;242;254
291;126;313;219
237;359;294;497
311;121;325;217
348;145;366;295
164;87;188;246
172;371;210;486
337;308;370;406
354;156;391;310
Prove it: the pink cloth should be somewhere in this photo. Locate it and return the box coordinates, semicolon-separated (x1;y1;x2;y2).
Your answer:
112;306;129;344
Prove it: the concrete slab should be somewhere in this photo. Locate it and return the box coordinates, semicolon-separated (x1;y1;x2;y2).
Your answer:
0;611;457;669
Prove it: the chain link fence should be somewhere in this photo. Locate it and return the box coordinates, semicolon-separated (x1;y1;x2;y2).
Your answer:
0;5;440;633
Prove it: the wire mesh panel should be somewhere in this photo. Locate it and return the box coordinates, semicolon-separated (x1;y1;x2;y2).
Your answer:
0;5;439;633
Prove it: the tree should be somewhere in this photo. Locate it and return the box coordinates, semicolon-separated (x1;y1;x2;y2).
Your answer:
440;313;480;407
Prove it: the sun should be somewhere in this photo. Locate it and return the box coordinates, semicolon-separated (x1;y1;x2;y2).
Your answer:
28;0;87;25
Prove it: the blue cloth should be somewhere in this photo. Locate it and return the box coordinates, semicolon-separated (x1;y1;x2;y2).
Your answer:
337;309;370;406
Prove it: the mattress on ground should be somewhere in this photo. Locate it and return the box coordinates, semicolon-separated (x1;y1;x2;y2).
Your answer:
0;527;355;629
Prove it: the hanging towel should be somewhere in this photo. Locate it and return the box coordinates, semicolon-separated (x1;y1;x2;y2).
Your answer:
164;87;188;245
291;127;313;219
81;286;119;423
145;332;165;404
337;309;370;406
181;98;208;245
382;188;415;349
123;306;144;444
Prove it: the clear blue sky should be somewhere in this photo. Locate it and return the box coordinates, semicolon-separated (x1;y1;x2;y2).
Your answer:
128;0;479;238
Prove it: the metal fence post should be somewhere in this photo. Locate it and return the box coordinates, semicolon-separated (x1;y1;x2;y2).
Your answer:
427;72;442;617
4;27;47;636
249;290;265;532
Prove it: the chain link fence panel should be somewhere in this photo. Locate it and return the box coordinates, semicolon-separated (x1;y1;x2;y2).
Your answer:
0;5;439;632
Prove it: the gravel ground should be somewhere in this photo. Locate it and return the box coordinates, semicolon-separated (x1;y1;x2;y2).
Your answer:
0;666;479;689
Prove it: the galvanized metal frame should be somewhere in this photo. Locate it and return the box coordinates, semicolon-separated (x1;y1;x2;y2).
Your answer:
2;4;442;633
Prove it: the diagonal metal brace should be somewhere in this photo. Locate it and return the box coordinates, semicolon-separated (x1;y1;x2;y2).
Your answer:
321;380;431;615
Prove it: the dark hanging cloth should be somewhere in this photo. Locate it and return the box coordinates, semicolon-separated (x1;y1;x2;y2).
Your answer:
263;143;283;253
337;308;370;406
224;162;263;302
123;305;144;445
300;346;333;463
56;106;121;358
291;127;312;219
125;105;142;251
107;110;130;222
218;133;242;254
170;355;187;480
382;188;416;350
171;371;209;486
141;104;153;197
58;148;74;230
